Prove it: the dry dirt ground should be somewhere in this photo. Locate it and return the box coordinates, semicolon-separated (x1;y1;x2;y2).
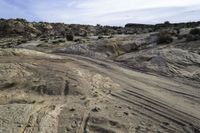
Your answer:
0;48;199;133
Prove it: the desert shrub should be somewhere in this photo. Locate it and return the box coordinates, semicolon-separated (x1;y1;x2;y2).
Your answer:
190;28;200;35
17;39;27;45
17;41;22;45
186;28;200;41
20;39;27;43
52;39;65;44
16;18;27;23
82;32;87;37
40;35;47;39
66;32;74;41
98;35;104;39
40;38;47;41
79;29;88;37
186;34;200;41
58;39;66;43
164;21;171;25
157;32;173;44
74;38;86;43
177;35;184;40
52;40;59;44
108;35;114;39
54;36;62;39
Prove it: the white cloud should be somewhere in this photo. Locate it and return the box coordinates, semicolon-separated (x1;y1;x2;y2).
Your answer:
76;0;200;12
1;0;200;25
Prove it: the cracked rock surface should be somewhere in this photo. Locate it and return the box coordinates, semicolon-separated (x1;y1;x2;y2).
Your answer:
0;49;199;133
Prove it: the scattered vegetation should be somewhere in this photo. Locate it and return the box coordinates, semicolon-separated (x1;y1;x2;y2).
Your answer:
190;28;200;35
40;38;47;41
66;32;74;41
44;40;49;43
52;39;66;44
186;28;200;41
74;38;87;43
17;39;28;45
20;39;28;43
157;32;173;44
186;34;200;41
98;35;104;39
164;21;171;25
79;29;88;37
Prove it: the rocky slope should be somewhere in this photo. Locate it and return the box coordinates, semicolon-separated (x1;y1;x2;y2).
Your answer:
0;19;200;133
1;19;200;38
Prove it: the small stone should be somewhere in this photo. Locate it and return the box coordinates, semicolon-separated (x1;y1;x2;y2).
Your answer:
92;93;98;97
49;105;56;110
160;122;170;129
127;106;132;109
71;84;77;87
27;124;31;127
69;108;75;112
17;124;22;127
92;107;101;112
71;121;77;128
140;122;145;126
136;125;148;132
65;127;71;131
162;122;170;126
124;112;129;116
80;96;86;100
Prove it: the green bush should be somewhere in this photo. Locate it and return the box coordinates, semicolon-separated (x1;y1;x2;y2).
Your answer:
186;28;200;41
157;32;173;44
186;34;200;41
190;28;200;35
66;32;74;41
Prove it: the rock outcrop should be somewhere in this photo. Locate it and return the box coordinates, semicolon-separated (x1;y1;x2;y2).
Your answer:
0;19;200;133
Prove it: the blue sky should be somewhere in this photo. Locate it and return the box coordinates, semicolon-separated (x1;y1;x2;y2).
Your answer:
0;0;200;26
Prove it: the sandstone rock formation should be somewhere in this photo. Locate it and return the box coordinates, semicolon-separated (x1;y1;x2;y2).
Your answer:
0;19;200;133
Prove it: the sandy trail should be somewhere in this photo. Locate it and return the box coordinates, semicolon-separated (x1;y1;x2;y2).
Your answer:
0;53;199;133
